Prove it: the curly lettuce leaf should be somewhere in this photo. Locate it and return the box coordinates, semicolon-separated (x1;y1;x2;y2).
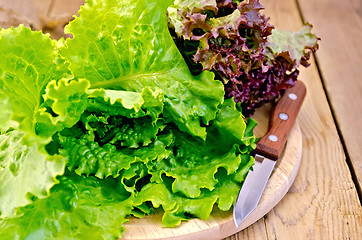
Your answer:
88;87;164;121
133;98;256;226
211;98;247;143
168;0;218;36
60;0;225;140
55;86;168;179
0;130;64;218
168;1;319;116
174;0;217;10
79;112;165;149
134;170;247;228
148;99;256;198
0;26;66;217
149;131;243;198
0;171;134;240
208;98;257;152
0;96;16;131
264;23;319;69
0;26;63;133
59;135;139;178
59;132;170;179
85;87;166;150
35;78;90;137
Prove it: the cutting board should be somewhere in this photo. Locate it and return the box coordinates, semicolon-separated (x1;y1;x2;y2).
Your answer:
122;104;303;240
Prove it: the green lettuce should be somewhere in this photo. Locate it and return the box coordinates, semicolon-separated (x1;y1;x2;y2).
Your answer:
55;85;167;178
0;26;59;134
0;171;135;240
0;0;258;239
133;98;255;226
35;78;90;137
134;170;246;228
60;0;225;140
0;26;65;218
0;130;64;218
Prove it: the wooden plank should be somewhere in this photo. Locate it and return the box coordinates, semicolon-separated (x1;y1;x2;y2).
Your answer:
224;219;268;240
225;0;362;239
297;0;362;187
48;0;85;17
0;5;33;29
0;0;42;29
43;0;85;38
0;0;84;38
0;0;52;29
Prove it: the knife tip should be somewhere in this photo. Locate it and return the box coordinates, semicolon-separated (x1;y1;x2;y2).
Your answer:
233;206;252;228
233;217;241;228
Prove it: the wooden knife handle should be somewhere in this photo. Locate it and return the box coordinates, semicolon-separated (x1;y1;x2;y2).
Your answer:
256;80;306;160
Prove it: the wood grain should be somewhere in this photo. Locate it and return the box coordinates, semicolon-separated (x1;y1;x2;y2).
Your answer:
297;0;362;193
224;0;362;239
121;114;302;240
0;0;85;39
42;0;85;39
0;0;50;29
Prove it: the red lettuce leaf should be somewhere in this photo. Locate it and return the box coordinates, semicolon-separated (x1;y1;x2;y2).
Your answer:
168;0;319;116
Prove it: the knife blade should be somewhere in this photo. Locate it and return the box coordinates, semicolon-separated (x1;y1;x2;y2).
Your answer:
233;80;307;227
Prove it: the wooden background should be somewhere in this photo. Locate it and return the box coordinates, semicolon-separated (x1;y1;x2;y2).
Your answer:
0;0;361;239
231;0;362;239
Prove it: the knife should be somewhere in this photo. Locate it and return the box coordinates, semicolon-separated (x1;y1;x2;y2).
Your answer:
233;80;307;227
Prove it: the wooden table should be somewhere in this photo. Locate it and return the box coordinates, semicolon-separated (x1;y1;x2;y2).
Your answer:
1;0;361;239
225;1;362;239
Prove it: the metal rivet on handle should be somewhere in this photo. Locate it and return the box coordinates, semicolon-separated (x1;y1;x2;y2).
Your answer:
268;135;278;142
279;113;289;120
288;93;298;100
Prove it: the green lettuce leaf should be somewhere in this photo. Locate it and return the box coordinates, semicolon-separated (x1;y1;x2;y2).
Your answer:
0;26;62;134
88;87;164;121
0;26;66;217
133;98;256;227
148;99;256;198
0;1;258;237
211;98;247;144
59;132;171;179
59;135;139;178
0;130;64;218
0;171;134;240
0;96;15;131
55;86;168;179
35;78;90;137
149;130;243;198
134;170;246;228
60;0;225;140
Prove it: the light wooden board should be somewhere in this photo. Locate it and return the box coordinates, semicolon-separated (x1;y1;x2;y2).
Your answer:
297;0;362;191
0;0;84;39
121;108;303;240
245;1;362;240
0;0;47;29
